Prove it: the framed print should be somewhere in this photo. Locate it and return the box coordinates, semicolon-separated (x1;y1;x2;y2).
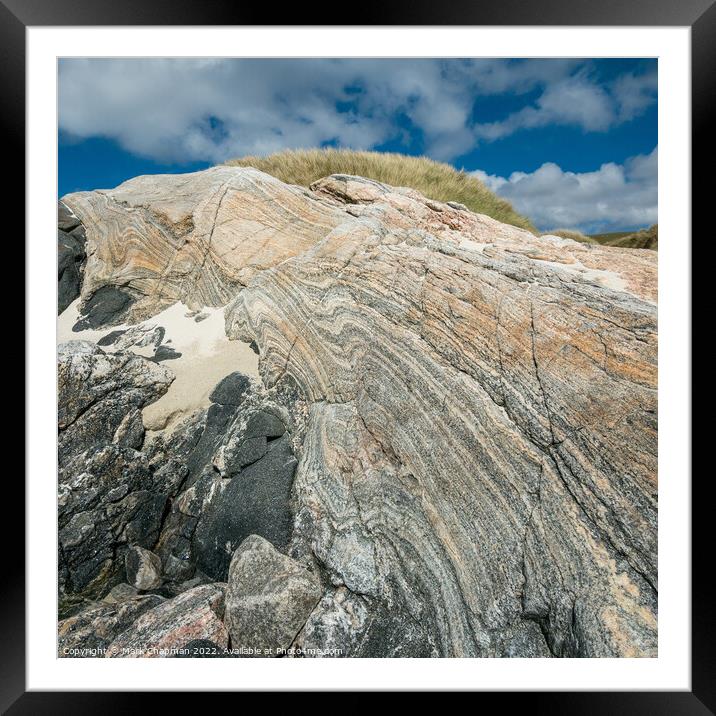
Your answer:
7;0;708;708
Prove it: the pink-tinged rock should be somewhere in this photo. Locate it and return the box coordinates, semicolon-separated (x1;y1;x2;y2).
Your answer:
105;584;228;658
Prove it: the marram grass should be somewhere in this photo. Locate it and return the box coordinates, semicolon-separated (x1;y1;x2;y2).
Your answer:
226;148;535;232
545;225;658;250
543;228;598;244
591;224;658;250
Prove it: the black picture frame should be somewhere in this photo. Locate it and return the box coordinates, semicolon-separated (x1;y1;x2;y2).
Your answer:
6;0;705;708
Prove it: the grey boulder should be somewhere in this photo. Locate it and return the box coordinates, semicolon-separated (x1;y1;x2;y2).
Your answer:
225;535;322;657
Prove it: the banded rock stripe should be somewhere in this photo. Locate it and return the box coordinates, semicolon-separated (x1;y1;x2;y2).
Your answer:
63;167;344;322
62;167;657;657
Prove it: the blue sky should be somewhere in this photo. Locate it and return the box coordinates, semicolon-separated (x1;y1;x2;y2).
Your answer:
58;58;657;233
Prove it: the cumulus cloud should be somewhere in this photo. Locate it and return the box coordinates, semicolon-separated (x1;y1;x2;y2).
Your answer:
59;58;657;164
472;147;657;233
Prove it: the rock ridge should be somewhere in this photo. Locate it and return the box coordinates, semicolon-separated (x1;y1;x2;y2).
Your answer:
58;166;657;657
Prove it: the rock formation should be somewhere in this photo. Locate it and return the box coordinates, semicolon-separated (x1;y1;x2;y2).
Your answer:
57;166;657;657
57;201;87;314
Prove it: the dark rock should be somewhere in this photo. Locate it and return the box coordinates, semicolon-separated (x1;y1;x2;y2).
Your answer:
151;345;182;362
58;200;81;231
58;229;85;274
209;372;251;407
111;490;168;547
69;223;87;242
58;228;86;313
154;468;226;582
228;436;267;472
211;410;287;477
151;458;189;496
153;510;199;583
244;410;285;439
182;403;236;487
97;329;127;346
57;344;177;602
193;436;298;581
73;286;135;331
58;443;171;601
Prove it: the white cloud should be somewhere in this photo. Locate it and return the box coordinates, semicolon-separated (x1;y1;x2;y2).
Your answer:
612;71;659;122
59;59;657;165
472;147;657;233
472;69;656;141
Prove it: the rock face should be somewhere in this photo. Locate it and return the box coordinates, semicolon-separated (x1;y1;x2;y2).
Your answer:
58;201;87;314
58;341;174;466
62;167;345;323
147;377;297;584
225;535;322;656
57;341;175;609
58;594;165;656
193;431;296;580
59;166;658;657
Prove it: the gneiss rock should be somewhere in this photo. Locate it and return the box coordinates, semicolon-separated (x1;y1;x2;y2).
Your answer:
224;172;658;657
58;341;177;603
61;167;658;657
106;584;228;658
125;546;163;590
58;341;174;467
225;535;322;657
58;594;164;657
61;167;347;322
58;445;168;601
293;586;438;658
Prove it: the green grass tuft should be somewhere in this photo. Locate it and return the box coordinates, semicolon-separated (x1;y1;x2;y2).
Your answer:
226;148;535;232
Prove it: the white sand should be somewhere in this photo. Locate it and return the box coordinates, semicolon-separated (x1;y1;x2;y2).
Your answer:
58;299;260;434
